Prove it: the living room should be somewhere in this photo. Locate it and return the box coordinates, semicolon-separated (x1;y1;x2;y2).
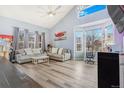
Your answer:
0;5;124;88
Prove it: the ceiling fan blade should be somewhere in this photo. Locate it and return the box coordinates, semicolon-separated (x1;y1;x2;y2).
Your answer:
53;5;61;12
55;11;66;14
48;5;53;11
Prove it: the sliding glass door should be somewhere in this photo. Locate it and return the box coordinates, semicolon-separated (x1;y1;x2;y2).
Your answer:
84;27;103;61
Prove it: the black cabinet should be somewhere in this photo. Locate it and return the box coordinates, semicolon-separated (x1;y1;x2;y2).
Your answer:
98;52;119;88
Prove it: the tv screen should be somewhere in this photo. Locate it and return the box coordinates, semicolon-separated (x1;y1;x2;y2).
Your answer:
107;5;124;33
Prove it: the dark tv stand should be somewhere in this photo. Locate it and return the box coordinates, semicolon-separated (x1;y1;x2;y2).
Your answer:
98;52;120;88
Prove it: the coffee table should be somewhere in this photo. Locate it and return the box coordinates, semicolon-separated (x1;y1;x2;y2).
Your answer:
32;56;49;65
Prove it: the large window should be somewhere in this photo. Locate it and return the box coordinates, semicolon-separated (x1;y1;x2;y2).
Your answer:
104;24;114;45
75;24;114;52
86;28;103;52
75;31;83;51
28;32;35;48
18;31;25;49
13;27;44;50
74;20;114;61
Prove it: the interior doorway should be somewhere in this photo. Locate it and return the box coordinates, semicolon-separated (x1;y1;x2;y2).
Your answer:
0;35;13;59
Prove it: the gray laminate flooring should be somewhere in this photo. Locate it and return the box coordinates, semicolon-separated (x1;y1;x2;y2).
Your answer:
15;60;97;88
0;57;42;88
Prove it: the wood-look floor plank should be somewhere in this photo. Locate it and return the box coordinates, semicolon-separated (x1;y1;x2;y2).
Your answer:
48;62;96;83
16;64;69;88
36;62;96;87
53;62;97;81
39;62;96;87
14;60;97;88
0;57;42;88
34;64;76;87
16;63;81;88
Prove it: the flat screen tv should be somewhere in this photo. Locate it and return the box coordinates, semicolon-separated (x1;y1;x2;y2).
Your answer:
107;5;124;33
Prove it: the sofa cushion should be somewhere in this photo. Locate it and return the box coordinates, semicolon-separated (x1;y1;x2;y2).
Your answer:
53;54;64;59
18;55;32;63
52;48;58;54
58;48;63;55
20;56;31;60
24;48;33;55
17;49;25;55
48;53;64;59
16;54;31;60
32;48;41;54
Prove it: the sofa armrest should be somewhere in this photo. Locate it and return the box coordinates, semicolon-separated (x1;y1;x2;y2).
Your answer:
64;53;71;60
15;54;22;62
16;54;27;60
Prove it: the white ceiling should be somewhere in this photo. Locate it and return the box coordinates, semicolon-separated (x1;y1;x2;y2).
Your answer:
0;5;74;28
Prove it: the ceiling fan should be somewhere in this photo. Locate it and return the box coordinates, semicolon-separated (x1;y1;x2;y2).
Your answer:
37;5;62;17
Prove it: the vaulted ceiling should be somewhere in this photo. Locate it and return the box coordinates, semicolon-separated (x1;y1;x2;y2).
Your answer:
0;5;74;28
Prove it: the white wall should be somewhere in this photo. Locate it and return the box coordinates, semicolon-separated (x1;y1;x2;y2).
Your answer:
0;16;50;47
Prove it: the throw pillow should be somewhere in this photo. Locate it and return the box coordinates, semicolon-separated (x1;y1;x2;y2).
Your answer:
52;48;58;54
58;48;63;55
24;48;33;55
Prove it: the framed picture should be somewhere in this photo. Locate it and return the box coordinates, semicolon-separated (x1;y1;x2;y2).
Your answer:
54;31;67;41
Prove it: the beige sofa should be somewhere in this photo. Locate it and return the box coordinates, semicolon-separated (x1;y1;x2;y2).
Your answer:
15;48;42;64
47;47;71;62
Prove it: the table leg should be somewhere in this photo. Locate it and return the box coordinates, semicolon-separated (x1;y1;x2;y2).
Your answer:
34;59;37;65
36;59;38;64
33;59;35;64
48;58;50;65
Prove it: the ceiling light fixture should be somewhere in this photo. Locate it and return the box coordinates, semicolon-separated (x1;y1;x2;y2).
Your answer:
49;13;54;17
48;12;56;17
